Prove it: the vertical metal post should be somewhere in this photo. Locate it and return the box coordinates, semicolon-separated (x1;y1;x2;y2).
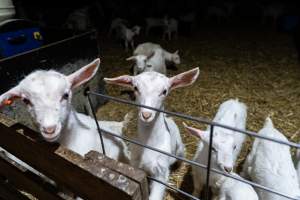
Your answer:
205;125;214;200
86;90;106;156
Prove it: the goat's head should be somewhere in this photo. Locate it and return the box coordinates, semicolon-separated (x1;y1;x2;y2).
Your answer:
105;68;199;123
0;59;100;142
132;26;141;35
184;123;236;173
126;51;155;73
171;50;180;64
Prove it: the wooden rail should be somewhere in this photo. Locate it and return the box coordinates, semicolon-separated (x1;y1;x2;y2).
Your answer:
0;119;148;200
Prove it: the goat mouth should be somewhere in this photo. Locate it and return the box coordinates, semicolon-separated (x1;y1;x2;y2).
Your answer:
141;118;154;123
139;113;155;123
41;132;60;142
219;165;233;174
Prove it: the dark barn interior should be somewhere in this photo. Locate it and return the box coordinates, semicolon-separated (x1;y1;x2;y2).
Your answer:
1;0;300;200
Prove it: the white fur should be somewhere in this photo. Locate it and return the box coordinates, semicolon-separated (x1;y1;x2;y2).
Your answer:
118;24;141;51
129;42;180;75
133;42;180;65
129;48;166;75
214;173;258;200
108;18;128;36
133;42;161;56
185;99;247;198
243;117;300;200
163;18;178;40
296;149;300;186
0;59;130;164
105;68;200;200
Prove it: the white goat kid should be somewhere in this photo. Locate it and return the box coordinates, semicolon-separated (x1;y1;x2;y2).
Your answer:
184;124;258;200
127;48;166;75
108;18;128;37
163;18;178;40
184;99;248;198
119;24;141;51
0;59;129;163
243;117;300;200
104;68;200;200
128;42;180;75
133;42;180;65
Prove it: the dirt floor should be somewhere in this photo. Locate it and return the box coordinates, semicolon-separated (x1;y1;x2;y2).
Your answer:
96;26;300;200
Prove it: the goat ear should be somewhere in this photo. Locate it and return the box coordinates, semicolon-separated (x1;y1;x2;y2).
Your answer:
183;122;206;139
0;86;22;108
169;67;199;90
68;58;100;89
174;50;179;54
126;56;136;61
104;75;133;89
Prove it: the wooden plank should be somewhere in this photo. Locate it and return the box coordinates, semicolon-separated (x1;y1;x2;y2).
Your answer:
57;149;149;200
84;151;149;200
0;123;148;200
0;179;30;200
0;155;63;200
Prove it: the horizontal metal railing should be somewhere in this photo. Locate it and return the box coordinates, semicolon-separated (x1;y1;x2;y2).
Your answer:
86;90;300;200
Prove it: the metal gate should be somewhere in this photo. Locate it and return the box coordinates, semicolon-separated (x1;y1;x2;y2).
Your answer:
86;89;300;200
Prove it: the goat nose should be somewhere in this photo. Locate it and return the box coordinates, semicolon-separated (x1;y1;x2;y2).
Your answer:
43;126;56;135
224;166;233;173
142;112;152;120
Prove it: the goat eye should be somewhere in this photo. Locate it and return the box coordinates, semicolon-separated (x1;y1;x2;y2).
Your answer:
22;98;31;106
161;89;167;96
62;93;69;100
233;145;237;150
133;86;139;92
146;64;152;68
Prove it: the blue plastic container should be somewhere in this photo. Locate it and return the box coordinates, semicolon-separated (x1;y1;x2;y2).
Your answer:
0;19;43;58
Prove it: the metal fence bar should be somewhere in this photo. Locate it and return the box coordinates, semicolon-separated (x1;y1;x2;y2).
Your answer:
87;91;300;200
92;122;299;200
205;125;214;200
88;91;300;149
147;177;201;200
86;91;106;156
209;168;299;200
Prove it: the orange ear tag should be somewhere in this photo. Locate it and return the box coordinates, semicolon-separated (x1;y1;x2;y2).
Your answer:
4;99;13;106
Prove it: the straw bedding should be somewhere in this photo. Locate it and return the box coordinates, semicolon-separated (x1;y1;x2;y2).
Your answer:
96;28;300;199
0;27;299;200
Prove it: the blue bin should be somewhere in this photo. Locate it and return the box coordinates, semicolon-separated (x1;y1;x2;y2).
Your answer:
0;19;43;58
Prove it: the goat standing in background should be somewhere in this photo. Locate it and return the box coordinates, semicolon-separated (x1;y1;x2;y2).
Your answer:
118;24;141;51
163;18;178;40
